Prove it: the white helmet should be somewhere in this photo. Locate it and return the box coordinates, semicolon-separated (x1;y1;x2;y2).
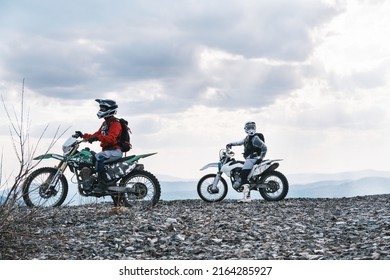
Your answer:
244;121;256;136
95;99;118;119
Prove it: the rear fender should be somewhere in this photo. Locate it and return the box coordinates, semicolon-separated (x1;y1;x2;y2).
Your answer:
134;164;144;171
125;152;157;164
250;160;282;178
266;162;280;173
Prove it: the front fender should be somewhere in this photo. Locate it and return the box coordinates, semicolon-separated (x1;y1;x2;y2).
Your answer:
33;153;65;161
200;162;220;171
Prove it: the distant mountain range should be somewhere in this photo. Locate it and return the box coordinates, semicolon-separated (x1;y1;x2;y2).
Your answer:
287;169;390;184
288;177;390;198
160;177;390;201
2;170;390;205
160;170;390;200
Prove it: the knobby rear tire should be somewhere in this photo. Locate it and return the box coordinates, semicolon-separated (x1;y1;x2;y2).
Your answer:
120;170;161;207
258;170;289;201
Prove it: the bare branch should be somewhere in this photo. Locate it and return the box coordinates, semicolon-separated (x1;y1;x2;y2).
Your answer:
1;80;68;207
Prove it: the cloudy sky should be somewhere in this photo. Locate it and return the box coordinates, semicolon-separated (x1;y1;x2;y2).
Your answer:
1;0;390;181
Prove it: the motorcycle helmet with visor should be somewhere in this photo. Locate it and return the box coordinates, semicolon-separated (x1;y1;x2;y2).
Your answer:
244;121;256;136
95;99;118;119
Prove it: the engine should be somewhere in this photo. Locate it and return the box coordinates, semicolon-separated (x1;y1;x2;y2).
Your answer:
79;167;96;191
231;169;241;190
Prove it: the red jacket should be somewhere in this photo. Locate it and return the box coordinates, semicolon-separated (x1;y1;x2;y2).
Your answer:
83;116;122;151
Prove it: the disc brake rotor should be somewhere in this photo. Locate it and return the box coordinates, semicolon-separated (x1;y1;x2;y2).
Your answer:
128;182;148;199
207;184;219;194
265;180;279;193
39;183;58;198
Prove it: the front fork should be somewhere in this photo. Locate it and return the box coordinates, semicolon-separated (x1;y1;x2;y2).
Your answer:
211;171;222;192
45;161;68;192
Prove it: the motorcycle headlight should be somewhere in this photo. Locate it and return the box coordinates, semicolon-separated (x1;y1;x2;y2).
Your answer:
220;149;234;160
62;145;73;156
62;136;77;156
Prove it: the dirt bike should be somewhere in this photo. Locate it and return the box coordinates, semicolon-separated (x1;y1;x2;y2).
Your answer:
22;134;161;207
197;147;289;202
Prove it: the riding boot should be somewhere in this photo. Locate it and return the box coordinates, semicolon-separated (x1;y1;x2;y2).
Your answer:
93;172;108;194
238;169;251;203
239;169;251;186
238;184;252;203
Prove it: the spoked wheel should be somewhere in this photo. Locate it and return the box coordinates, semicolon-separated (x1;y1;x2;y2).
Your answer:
120;170;161;207
22;167;68;207
258;170;289;201
197;174;228;202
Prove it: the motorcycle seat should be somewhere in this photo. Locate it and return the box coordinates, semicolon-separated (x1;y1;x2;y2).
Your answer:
105;155;136;165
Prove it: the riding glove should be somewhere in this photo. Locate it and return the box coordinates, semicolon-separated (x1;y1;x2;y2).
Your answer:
87;136;99;143
74;131;83;138
248;152;258;159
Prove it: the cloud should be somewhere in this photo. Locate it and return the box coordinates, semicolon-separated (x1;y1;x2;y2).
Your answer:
179;0;338;60
198;51;304;108
261;85;389;133
0;0;339;113
1;1;390;180
327;64;390;91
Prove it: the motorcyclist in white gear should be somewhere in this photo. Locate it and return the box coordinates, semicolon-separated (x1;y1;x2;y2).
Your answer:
227;121;267;202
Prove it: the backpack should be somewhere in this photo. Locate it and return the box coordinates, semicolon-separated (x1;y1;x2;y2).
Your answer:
111;118;132;152
256;133;265;143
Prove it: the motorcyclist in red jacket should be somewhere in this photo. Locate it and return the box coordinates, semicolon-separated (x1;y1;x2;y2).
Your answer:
75;99;123;194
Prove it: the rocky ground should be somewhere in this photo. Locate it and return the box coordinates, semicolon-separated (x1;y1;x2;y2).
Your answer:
1;194;390;260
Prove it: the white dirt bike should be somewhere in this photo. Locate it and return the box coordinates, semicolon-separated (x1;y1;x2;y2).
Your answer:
197;147;289;202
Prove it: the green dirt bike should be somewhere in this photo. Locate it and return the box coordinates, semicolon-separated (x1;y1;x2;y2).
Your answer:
22;134;161;207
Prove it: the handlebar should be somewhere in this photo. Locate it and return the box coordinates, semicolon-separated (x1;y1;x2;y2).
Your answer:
219;147;235;160
72;134;98;144
70;135;89;146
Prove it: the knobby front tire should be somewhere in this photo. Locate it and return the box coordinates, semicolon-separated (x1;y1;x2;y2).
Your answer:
22;167;69;207
197;174;228;202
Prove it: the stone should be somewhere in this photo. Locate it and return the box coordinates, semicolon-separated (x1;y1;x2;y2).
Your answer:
2;195;390;260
